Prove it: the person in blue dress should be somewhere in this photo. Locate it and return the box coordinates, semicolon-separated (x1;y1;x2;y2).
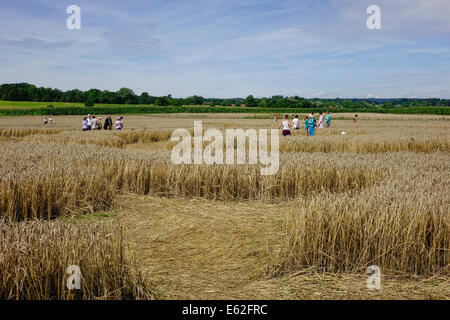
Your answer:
308;115;315;136
304;116;309;136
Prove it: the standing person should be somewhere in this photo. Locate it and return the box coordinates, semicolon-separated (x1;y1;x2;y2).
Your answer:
278;115;291;136
96;117;102;130
304;116;309;136
103;114;113;130
82;117;88;131
354;114;358;123
308;116;316;136
119;116;124;129
325;111;331;128
292;115;299;130
48;116;53;124
86;114;92;130
115;117;123;130
318;112;324;128
91;116;98;130
274;113;279;122
43;117;48;125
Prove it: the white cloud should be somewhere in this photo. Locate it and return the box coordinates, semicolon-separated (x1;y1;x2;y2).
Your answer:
0;0;449;97
312;91;325;97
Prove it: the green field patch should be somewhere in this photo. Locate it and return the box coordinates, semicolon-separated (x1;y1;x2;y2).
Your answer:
0;101;449;116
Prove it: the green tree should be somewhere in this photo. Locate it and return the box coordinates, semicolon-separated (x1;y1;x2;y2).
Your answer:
258;97;269;108
27;85;38;101
86;89;101;104
245;95;257;107
154;96;169;106
117;88;136;104
172;98;183;106
192;95;205;105
85;96;95;107
139;92;151;105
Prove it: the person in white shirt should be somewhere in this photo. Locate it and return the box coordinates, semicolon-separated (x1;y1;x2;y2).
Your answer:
86;114;92;130
292;115;299;130
115;117;123;130
82;117;88;131
318;112;324;128
119;116;124;129
278;115;291;136
91;116;98;129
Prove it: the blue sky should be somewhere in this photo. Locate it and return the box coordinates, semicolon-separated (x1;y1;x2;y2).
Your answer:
0;0;449;98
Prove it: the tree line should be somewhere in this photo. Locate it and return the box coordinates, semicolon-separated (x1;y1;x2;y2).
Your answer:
1;83;449;109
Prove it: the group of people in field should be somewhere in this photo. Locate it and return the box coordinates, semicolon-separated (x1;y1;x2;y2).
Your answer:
81;114;123;131
44;111;357;134
276;111;332;136
43;116;53;125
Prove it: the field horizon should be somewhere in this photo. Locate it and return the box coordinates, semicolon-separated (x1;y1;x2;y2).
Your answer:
0;100;449;116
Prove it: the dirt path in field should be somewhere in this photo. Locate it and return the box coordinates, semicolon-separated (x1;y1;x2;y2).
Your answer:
116;194;449;300
117;194;288;299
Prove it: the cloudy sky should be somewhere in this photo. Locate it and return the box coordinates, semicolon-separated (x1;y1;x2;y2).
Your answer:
0;0;449;98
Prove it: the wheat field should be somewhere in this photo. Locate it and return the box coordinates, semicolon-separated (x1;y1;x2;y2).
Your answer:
0;113;448;299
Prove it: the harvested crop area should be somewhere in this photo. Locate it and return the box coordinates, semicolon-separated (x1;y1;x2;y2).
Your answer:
0;113;448;299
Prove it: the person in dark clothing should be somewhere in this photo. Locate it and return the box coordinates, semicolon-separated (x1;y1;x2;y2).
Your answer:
103;114;113;130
